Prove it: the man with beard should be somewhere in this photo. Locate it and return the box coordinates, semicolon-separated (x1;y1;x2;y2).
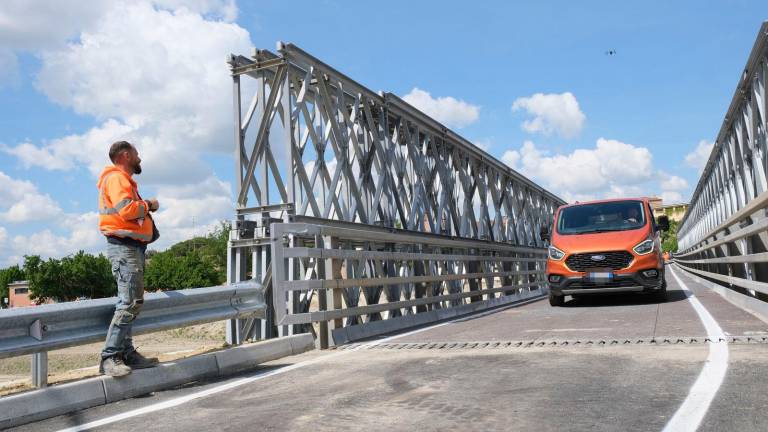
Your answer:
97;141;161;377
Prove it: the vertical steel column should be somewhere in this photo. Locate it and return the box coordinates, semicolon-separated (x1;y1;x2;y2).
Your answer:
31;352;47;388
317;234;342;348
278;233;294;338
249;246;264;340
226;228;248;345
226;64;245;346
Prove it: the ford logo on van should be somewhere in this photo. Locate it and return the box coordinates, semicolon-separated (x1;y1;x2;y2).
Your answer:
590;255;606;261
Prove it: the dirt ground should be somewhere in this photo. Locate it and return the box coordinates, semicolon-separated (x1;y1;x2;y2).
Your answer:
0;321;228;396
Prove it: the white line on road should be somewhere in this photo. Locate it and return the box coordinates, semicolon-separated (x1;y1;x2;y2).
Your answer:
662;265;729;432
57;295;545;432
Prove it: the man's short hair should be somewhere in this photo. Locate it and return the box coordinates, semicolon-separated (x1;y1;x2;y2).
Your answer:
109;141;134;163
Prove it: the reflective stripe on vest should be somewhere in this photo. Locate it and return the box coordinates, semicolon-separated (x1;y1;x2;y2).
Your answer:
99;198;134;215
99;175;146;218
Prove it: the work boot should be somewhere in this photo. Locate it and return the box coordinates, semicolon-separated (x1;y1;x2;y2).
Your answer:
124;349;159;369
100;356;132;377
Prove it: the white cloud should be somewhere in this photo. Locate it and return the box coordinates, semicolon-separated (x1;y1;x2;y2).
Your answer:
34;2;251;152
0;227;7;244
154;0;238;21
474;138;492;152
11;212;102;259
0;1;250;263
502;138;654;202
660;174;688;191
0;0;112;51
3;1;253;179
402;88;480;129
661;191;684;203
1;0;252;189
501;150;520;170
2;141;79;171
684;140;715;172
0;0;236;51
511;92;586;139
0;172;62;223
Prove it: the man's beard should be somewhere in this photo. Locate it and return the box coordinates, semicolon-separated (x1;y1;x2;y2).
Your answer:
133;162;142;175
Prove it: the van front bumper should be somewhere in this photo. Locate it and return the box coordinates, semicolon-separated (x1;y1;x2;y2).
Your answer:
548;271;663;296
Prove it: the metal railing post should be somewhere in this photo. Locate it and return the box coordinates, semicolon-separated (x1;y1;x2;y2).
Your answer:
31;352;47;388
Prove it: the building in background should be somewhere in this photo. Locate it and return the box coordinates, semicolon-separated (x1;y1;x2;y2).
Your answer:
649;198;689;222
7;281;34;308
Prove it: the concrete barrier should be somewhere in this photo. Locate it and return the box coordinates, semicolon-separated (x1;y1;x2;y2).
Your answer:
0;333;315;429
0;378;106;429
103;353;221;403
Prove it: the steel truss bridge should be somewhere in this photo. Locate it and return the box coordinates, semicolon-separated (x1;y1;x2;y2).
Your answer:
8;21;768;432
224;41;563;347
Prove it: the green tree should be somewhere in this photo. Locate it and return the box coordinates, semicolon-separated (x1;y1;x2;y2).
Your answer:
0;265;25;308
145;249;222;290
661;219;679;253
145;221;230;290
24;252;115;303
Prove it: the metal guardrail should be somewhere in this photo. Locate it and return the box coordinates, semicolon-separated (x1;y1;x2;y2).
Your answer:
675;22;768;305
271;222;547;348
0;281;265;387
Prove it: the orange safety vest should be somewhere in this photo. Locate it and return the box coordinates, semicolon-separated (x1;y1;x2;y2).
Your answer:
97;166;155;243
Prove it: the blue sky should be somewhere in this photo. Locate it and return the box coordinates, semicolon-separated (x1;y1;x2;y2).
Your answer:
0;1;764;265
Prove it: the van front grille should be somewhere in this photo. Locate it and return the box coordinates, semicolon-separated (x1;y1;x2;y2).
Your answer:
565;251;634;271
566;279;639;289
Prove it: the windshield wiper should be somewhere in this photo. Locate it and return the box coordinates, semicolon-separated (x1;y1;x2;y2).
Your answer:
577;229;617;234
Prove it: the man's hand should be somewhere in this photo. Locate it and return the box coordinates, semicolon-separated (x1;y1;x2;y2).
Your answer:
146;198;160;212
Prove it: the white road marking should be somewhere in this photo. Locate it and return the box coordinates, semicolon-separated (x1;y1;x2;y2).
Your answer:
662;266;729;432
57;295;544;432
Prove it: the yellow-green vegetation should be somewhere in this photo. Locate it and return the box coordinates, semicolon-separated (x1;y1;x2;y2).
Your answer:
661;218;679;253
0;222;231;304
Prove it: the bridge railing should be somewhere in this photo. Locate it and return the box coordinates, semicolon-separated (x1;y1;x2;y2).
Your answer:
675;22;768;306
0;282;265;388
270;222;546;348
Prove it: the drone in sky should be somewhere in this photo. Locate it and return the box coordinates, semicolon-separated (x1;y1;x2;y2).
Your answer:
605;49;617;56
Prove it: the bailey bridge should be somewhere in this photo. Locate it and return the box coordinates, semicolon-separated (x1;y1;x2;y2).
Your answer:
3;22;768;432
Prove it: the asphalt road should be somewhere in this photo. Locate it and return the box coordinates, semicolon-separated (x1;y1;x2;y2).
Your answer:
13;266;768;432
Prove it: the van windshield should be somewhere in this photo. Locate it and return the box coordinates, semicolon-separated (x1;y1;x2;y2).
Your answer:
557;200;646;235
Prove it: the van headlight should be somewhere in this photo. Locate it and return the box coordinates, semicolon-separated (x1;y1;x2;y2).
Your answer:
548;245;565;261
633;239;654;255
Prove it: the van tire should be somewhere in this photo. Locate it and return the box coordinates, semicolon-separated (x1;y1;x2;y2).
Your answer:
549;293;565;306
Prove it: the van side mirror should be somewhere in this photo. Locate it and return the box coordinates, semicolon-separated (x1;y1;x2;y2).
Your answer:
657;215;670;232
540;225;550;241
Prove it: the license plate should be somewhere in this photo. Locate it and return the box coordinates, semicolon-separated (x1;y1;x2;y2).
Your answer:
587;272;614;283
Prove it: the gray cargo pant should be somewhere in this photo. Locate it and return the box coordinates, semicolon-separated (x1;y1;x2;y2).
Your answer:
101;242;146;360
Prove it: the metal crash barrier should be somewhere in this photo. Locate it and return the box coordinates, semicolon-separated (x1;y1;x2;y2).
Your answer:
271;222;547;348
0;281;265;387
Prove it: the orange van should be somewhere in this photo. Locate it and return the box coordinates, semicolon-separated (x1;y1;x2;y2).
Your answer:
540;198;670;306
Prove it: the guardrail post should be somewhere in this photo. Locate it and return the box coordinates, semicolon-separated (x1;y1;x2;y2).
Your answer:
738;220;757;296
317;234;342;348
468;253;481;303
31;352;47;388
278;234;295;338
226;226;248;345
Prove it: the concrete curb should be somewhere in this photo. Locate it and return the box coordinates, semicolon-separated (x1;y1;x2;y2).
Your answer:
0;333;314;429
